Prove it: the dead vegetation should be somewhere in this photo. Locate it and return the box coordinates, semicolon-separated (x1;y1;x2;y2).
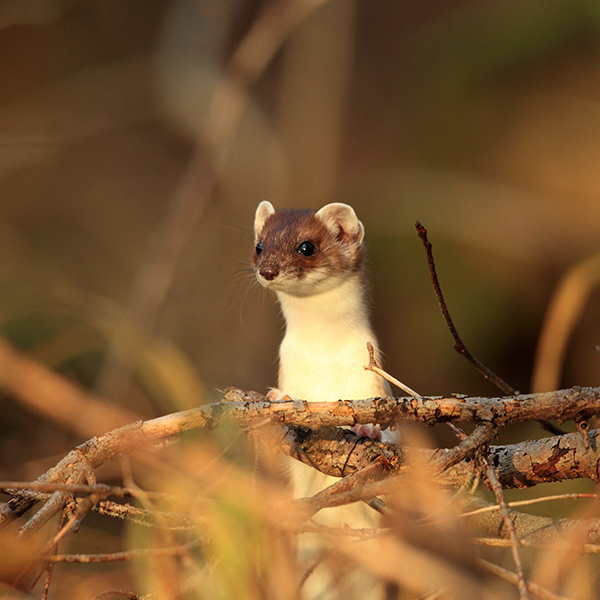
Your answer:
1;353;600;599
1;2;600;599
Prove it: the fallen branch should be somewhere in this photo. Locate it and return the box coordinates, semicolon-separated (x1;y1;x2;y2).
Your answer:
217;386;599;429
3;386;599;527
1;388;599;600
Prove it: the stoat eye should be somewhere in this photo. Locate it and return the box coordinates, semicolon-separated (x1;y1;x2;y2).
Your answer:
297;241;316;257
255;241;264;255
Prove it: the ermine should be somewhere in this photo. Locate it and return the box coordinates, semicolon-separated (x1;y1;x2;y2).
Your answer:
253;200;390;424
252;200;392;498
252;201;393;599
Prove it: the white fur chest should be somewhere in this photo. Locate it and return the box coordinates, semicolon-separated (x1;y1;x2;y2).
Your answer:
275;278;389;402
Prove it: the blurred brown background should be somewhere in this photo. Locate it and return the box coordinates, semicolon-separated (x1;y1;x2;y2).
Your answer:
1;0;600;475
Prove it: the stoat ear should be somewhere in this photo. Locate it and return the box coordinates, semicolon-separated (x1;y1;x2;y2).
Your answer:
316;203;365;245
254;201;275;239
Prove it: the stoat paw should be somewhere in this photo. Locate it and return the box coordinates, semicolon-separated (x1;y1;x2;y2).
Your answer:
352;423;382;441
266;388;292;401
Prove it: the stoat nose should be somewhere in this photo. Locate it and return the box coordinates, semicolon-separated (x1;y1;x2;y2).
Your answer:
259;265;279;281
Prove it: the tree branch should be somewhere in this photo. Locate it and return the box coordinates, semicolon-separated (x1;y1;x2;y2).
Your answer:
3;387;599;534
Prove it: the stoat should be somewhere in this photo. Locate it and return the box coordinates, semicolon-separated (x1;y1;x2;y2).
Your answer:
252;201;391;493
252;201;393;599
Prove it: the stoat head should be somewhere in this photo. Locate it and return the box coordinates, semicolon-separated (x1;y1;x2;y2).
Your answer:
252;201;365;296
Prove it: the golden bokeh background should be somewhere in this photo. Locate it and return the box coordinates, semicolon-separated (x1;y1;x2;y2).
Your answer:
0;0;599;468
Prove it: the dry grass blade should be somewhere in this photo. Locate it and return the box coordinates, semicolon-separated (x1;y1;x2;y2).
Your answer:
532;251;600;393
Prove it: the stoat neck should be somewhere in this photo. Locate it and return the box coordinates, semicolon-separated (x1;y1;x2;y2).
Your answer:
275;275;371;339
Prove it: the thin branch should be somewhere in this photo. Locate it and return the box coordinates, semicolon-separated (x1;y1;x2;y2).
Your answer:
480;455;529;599
462;493;598;517
365;341;469;441
0;481;139;499
43;540;200;564
415;221;515;394
49;493;104;546
292;456;395;520
473;536;600;554
93;591;141;600
364;341;421;398
462;494;600;545
94;500;195;530
17;491;69;538
415;221;565;436
478;559;574;600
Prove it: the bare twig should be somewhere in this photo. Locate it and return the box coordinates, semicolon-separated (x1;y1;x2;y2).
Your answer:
473;536;600;554
415;221;564;436
415;222;515;394
43;540;200;564
364;341;421;398
286;421;494;521
94;590;141;600
480;456;529;599
463;493;598;517
293;456;395;520
49;493;104;546
41;568;52;600
94;501;195;530
365;341;468;441
478;559;573;600
18;491;69;538
0;481;137;498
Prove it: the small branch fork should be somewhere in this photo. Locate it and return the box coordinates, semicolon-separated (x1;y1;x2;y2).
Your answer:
371;220;573;597
411;221;600;597
365;342;422;399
